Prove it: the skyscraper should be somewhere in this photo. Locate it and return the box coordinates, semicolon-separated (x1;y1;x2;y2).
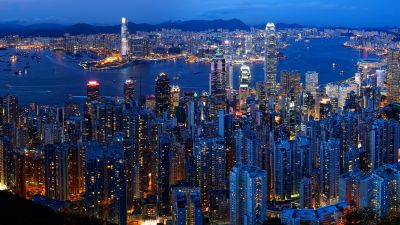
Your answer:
230;164;267;225
319;139;340;205
385;51;400;103
360;164;400;217
209;50;227;117
155;73;171;116
157;135;172;217
171;186;203;225
44;144;68;200
121;17;128;59
170;85;180;116
193;137;226;210
300;176;313;209
305;71;318;97
280;71;301;99
264;22;277;93
87;80;100;103
239;64;251;113
123;79;135;103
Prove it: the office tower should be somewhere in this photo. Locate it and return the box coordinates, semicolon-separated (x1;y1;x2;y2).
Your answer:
171;186;203;225
300;176;313;209
230;164;267;225
280;71;301;99
376;69;385;88
157;135;172;217
123;79;135;103
209;50;227;117
239;64;251;113
226;55;234;89
319;139;340;205
44;144;68;200
305;71;318;97
245;34;253;54
121;17;128;59
385;51;400;103
360;164;400;217
87;80;100;103
223;114;235;174
155;73;171;116
170;85;180;116
193;137;226;210
264;22;277;93
256;82;267;112
6;95;19;128
338;83;358;109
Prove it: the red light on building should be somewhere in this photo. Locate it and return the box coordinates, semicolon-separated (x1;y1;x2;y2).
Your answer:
87;80;99;86
87;80;100;102
235;111;243;117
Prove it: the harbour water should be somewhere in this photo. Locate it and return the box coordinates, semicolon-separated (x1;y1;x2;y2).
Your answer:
0;37;374;104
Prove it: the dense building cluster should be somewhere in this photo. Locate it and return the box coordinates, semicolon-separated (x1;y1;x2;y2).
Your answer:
0;21;399;225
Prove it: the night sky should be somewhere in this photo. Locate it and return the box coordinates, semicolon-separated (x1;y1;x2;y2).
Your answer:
0;0;399;27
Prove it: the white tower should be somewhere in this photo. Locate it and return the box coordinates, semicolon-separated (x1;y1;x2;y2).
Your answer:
121;17;128;59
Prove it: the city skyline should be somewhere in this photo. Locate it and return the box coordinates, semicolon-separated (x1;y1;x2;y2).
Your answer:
0;2;400;224
0;0;399;27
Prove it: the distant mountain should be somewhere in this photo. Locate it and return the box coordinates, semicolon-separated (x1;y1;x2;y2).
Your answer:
157;19;249;31
0;19;251;36
0;19;396;37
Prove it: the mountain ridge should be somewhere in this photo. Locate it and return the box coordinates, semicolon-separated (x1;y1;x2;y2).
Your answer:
0;19;396;37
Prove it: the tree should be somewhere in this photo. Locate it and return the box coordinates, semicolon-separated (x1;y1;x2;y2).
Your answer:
344;207;378;225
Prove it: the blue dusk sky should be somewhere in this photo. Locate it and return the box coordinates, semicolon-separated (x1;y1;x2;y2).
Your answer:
0;0;399;27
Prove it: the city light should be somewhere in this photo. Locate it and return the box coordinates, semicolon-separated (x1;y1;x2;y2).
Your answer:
0;3;399;224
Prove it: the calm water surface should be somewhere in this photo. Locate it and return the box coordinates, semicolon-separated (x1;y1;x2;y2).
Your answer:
0;37;373;104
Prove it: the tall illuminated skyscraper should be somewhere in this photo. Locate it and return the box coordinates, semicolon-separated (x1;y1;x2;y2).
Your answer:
239;64;251;112
123;79;135;102
170;85;180;116
155;73;171;116
210;50;227;117
385;51;400;103
121;17;128;59
87;80;100;103
264;22;277;93
305;71;318;97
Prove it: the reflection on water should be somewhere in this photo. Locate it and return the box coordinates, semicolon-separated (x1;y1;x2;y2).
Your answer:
0;37;373;104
